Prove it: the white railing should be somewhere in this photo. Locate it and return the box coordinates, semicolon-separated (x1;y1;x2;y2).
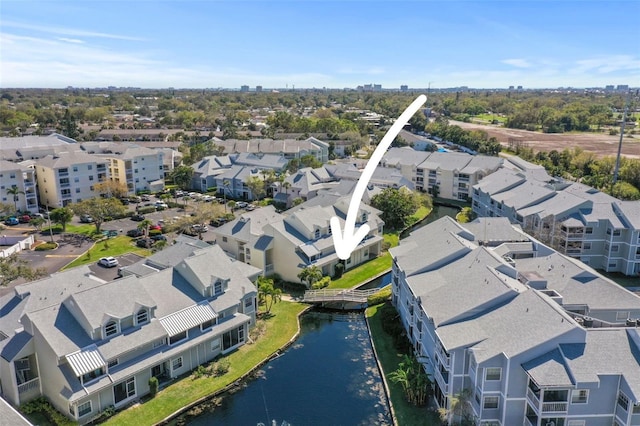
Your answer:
18;377;40;394
523;417;535;426
542;401;568;413
526;387;540;410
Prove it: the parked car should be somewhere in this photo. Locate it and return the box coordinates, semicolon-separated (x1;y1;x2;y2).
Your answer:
151;234;167;241
98;257;118;268
245;204;256;211
4;217;19;226
209;217;229;227
126;229;144;237
119;198;130;205
141;195;151;201
131;214;145;221
18;214;32;223
136;238;153;248
155;202;168;210
191;224;208;232
80;214;94;223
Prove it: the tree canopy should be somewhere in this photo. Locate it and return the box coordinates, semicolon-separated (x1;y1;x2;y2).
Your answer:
371;187;423;230
72;198;127;232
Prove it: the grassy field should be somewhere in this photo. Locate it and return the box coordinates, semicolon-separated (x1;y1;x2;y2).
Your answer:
472;113;507;124
62;236;150;270
106;301;307;426
366;304;441;425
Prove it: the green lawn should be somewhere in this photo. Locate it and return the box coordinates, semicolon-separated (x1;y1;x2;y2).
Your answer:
62;236;150;270
106;301;307;426
43;223;97;236
329;252;392;289
366;304;441;425
328;207;431;290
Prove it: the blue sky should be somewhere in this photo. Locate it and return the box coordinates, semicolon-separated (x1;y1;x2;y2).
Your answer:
1;1;639;89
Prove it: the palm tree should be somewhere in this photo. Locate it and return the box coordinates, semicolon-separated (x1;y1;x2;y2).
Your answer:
297;265;323;287
138;219;153;237
256;276;282;314
6;186;24;213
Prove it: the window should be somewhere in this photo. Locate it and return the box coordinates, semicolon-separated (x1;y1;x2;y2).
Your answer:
618;391;629;411
104;320;118;337
108;358;119;368
88;165;93;170
73;166;78;172
613;229;621;236
172;357;183;370
169;330;187;345
77;401;92;417
74;177;80;183
89;175;94;181
244;298;253;308
222;237;228;243
314;229;320;239
567;421;585;426
201;319;213;330
571;389;588;404
616;311;629;321
81;367;104;383
611;245;619;252
113;377;135;404
211;338;221;351
136;308;149;325
485;368;501;381
633;404;640;414
214;281;223;295
75;188;80;193
609;261;617;268
582;242;591;250
483;396;499;409
585;227;593;234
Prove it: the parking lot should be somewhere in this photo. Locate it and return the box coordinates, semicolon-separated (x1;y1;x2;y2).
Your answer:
88;252;145;281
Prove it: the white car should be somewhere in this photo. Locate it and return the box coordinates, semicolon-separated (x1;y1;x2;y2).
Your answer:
98;257;119;268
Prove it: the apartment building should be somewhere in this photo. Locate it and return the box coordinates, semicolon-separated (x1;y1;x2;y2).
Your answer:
0;160;39;214
0;239;259;423
472;157;640;276
213;199;384;283
216;137;330;163
99;145;164;194
380;148;502;201
35;151;109;207
391;216;640;426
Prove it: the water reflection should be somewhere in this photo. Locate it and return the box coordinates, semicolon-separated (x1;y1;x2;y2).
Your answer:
185;311;392;426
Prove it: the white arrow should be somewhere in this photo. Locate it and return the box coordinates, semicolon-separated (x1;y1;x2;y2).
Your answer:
331;94;427;260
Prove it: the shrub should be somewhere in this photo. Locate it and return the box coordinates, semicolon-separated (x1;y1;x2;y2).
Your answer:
137;206;157;214
149;229;162;236
20;397;74;426
149;376;159;397
34;242;57;251
367;287;391;306
311;276;331;289
192;365;207;380
334;262;345;279
213;359;230;376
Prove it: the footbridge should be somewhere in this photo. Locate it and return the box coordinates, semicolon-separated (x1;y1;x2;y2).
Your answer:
302;288;379;304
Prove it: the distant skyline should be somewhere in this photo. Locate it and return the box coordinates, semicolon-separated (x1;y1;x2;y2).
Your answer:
1;1;639;89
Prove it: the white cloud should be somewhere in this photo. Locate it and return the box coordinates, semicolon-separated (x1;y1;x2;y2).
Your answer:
2;21;145;41
57;37;85;44
502;58;531;68
571;55;640;75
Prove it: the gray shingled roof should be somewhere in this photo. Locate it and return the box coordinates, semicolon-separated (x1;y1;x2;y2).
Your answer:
409;247;524;326
561;329;640;401
522;347;574;387
439;290;579;363
390;216;472;277
515;253;640;311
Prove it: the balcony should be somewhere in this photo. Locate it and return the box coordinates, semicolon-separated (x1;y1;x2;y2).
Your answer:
526;386;569;415
58;171;69;177
436;347;450;368
18;377;40;394
542;402;568;413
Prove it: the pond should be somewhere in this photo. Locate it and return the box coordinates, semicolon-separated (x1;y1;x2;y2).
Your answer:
185;311;392;426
